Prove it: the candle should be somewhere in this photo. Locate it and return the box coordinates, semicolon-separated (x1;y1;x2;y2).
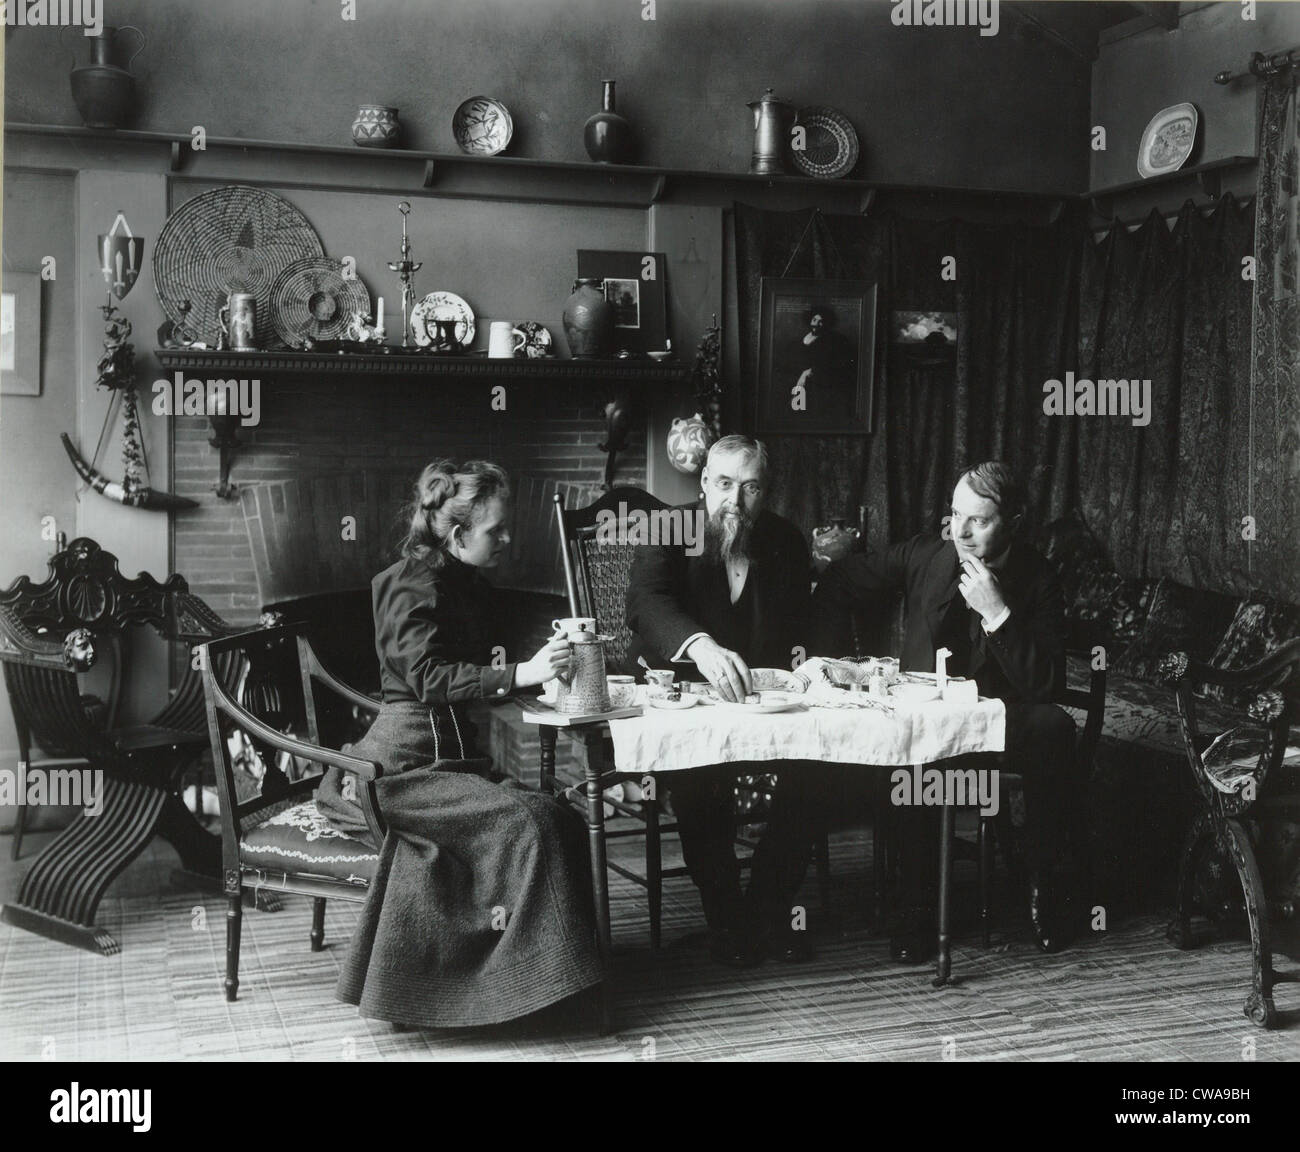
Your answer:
935;646;952;695
376;296;384;330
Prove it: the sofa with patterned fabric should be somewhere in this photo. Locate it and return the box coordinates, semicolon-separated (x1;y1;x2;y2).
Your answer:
1039;514;1300;906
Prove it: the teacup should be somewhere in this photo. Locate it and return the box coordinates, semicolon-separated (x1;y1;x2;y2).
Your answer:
552;616;597;638
644;669;676;691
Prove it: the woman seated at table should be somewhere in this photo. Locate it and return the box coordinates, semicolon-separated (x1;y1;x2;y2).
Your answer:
315;458;602;1028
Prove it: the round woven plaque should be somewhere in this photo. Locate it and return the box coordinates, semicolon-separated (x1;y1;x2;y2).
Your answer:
791;106;860;179
152;185;324;348
268;257;371;346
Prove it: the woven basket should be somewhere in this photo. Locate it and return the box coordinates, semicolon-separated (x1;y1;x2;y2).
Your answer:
268;257;371;346
152;185;324;349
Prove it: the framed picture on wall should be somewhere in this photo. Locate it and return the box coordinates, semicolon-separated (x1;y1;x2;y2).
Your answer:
757;277;876;434
576;249;668;353
0;272;41;396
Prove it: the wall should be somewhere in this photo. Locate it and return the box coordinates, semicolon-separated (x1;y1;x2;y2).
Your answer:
8;0;1091;193
1091;1;1300;191
0;171;77;781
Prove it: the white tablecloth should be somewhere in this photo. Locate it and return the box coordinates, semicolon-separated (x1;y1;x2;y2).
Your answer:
607;697;1006;774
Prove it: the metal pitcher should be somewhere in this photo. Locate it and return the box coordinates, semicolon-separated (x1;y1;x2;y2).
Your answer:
554;629;612;715
747;88;795;176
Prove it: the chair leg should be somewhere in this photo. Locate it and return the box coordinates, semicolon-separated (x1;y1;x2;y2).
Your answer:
871;785;888;925
11;800;25;861
225;892;243;1002
978;815;992;948
310;897;326;952
1166;810;1213;951
645;789;662;950
1222;818;1278;1029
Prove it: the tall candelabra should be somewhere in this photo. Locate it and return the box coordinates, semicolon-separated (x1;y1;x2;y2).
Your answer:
387;200;423;348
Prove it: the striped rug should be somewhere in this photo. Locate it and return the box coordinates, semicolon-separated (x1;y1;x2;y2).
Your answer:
1;828;1297;1061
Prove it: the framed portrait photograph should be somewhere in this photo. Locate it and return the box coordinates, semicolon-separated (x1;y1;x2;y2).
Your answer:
576;249;668;353
0;272;42;396
757;277;876;434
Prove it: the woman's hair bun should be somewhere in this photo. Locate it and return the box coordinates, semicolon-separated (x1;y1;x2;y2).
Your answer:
419;460;458;510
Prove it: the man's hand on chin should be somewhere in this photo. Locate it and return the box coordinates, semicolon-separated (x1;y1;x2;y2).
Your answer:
958;554;1008;625
686;636;753;703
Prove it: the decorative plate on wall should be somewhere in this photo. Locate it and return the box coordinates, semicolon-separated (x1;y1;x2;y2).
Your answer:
152;185;324;348
1137;103;1199;179
790;106;860;179
410;291;476;348
268;257;371;346
452;96;514;156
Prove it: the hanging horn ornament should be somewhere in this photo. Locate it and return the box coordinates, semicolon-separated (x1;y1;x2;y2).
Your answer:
61;432;198;512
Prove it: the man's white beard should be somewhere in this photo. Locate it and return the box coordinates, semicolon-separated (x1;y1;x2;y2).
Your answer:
703;508;754;566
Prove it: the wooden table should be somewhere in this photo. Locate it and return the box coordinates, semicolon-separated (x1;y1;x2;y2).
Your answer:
522;691;1007;994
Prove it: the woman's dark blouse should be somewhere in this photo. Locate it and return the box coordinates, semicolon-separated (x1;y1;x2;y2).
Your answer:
374;553;518;705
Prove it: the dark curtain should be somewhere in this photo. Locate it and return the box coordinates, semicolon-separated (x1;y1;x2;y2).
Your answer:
1248;73;1300;603
733;204;1083;548
1076;196;1257;596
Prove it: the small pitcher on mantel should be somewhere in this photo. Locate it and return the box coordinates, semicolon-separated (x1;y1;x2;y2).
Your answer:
747;88;795;175
69;25;147;129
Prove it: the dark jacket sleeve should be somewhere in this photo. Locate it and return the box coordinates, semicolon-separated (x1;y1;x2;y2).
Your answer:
625;540;706;664
379;574;517;704
983;559;1067;705
810;535;916;656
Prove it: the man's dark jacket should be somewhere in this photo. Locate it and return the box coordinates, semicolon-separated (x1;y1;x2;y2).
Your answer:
625;502;811;675
812;533;1065;705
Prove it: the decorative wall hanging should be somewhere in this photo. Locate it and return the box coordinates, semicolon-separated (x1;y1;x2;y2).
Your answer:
891;310;957;367
1137;103;1199;179
152;185;324;350
269;257;372;347
791;106;860;179
65;212;197;513
756;276;876;435
0;272;41;396
452;96;513;155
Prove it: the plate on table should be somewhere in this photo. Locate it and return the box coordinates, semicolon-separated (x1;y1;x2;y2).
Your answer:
1137;103;1198;179
649;694;699;710
717;691;804;714
888;682;940;705
452;96;513;156
410;291;476;348
791;106;860;179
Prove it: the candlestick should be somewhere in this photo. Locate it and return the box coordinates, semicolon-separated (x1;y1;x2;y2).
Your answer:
386;201;422;349
376;296;384;331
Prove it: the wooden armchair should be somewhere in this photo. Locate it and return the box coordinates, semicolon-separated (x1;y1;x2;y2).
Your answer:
1158;639;1300;1029
0;538;238;954
198;623;382;1002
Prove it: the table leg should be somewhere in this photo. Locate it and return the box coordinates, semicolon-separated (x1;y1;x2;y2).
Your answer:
538;725;557;795
933;800;955;987
581;728;613;1033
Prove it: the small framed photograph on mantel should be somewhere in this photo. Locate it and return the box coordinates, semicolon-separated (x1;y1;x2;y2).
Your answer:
0;272;42;396
576;249;669;354
756;277;876;434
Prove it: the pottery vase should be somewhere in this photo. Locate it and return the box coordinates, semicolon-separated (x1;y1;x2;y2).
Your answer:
563;279;615;359
70;26;145;129
666;412;715;475
583;79;634;164
352;104;401;148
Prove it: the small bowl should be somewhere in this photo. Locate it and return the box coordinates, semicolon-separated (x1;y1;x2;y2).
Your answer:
647;349;674;362
452;96;513;156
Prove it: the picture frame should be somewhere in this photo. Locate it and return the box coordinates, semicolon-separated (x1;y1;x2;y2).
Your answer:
576;249;668;354
757;277;876;434
0;272;42;396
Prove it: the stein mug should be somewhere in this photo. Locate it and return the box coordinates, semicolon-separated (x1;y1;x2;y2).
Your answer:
219;292;257;351
489;320;527;359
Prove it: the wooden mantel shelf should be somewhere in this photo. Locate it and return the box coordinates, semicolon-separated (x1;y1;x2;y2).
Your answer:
154;348;691;497
154;348;691;382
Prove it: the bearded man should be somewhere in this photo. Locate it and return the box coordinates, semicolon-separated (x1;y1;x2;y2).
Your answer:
626;435;819;967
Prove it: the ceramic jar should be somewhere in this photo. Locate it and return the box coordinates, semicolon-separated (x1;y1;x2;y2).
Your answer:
352;105;401;148
583;80;634;164
70;26;146;129
666;413;715;475
563;278;615;359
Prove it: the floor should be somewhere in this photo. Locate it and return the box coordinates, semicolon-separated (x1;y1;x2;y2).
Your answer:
1;823;1298;1062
